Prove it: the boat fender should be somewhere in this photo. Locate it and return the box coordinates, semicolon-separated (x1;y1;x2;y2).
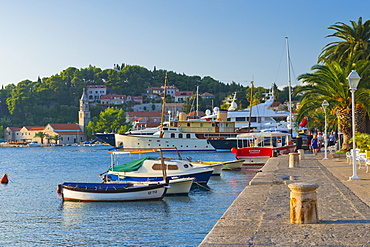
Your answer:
231;147;237;153
0;174;8;184
56;184;62;193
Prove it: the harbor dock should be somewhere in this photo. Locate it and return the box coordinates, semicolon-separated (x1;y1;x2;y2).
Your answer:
200;152;370;246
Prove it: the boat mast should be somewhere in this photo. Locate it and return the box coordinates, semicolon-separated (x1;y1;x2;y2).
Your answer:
248;79;254;132
160;72;168;138
285;37;293;135
196;86;199;117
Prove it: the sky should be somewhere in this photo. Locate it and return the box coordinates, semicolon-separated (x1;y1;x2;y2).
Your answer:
1;1;370;89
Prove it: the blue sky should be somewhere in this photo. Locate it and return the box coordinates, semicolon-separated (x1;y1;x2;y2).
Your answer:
1;1;370;89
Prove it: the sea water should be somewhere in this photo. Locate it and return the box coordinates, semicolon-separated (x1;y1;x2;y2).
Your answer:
0;146;258;246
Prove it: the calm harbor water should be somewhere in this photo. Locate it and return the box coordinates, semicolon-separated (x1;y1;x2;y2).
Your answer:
0;146;258;246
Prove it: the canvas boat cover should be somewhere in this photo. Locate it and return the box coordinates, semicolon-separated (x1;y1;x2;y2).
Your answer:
109;157;155;172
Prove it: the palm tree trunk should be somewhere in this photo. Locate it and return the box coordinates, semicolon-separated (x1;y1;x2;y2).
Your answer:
338;108;352;151
355;106;367;133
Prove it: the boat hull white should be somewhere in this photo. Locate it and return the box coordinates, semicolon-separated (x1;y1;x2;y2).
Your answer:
236;156;270;166
221;160;244;170
108;178;195;195
191;163;223;176
60;183;167;202
114;134;215;151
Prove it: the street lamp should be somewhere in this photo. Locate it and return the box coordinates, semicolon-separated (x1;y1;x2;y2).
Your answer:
347;70;361;180
336;109;341;151
322;100;329;160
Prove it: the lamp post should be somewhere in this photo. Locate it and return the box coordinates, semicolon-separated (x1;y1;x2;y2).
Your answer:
347;70;361;180
336;109;341;151
322;100;329;160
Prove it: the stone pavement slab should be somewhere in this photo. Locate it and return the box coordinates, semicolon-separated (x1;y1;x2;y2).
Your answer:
199;152;370;246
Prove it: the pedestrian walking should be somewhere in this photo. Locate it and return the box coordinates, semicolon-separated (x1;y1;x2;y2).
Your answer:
317;132;323;151
311;134;319;155
329;132;336;146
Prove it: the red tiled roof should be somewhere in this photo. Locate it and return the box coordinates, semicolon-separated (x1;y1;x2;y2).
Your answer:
126;112;162;117
200;92;214;97
175;91;193;96
54;131;86;135
101;95;126;99
87;85;106;88
24;126;45;131
48;124;81;130
7;127;21;131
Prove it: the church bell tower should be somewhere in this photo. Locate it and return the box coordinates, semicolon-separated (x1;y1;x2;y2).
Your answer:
79;88;91;132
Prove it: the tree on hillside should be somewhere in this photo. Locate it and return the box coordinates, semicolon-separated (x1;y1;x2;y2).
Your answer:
86;107;131;137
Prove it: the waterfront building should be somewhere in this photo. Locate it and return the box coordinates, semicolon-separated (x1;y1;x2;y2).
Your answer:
4;127;23;144
44;123;87;145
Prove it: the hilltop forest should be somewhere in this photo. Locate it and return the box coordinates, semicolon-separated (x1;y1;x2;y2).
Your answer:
0;64;297;135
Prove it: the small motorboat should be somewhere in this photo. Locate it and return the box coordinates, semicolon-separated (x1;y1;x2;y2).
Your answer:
189;161;223;176
221;160;244;170
189;159;244;170
58;182;167;202
27;141;41;147
106;151;214;184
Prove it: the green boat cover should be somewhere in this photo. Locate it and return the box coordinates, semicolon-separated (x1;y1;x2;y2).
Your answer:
109;157;157;172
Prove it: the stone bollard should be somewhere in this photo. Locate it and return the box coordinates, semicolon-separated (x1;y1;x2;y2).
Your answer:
298;149;305;160
289;153;300;168
288;182;319;224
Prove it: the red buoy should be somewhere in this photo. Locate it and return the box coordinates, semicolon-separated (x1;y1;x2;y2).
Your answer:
1;174;9;184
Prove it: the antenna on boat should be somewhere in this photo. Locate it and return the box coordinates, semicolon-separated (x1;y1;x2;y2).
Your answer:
285;37;293;135
160;72;168;138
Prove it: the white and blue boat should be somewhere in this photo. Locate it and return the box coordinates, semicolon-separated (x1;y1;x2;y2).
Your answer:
58;182;167;202
104;151;214;185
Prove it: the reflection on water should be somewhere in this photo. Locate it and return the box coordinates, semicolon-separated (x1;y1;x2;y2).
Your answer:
0;147;257;246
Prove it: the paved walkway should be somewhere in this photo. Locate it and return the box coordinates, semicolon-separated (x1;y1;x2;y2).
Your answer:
199;151;370;246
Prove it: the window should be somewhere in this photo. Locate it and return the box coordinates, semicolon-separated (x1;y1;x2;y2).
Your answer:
179;134;183;138
186;134;191;138
171;133;175;138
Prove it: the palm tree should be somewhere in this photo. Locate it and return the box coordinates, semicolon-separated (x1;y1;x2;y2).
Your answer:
52;135;61;144
34;131;48;144
319;17;370;65
295;60;370;151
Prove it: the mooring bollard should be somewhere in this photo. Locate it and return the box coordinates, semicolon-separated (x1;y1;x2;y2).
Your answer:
288;182;319;224
298;149;305;160
289;153;299;168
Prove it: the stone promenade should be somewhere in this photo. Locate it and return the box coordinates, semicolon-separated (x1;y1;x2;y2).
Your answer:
199;151;370;246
